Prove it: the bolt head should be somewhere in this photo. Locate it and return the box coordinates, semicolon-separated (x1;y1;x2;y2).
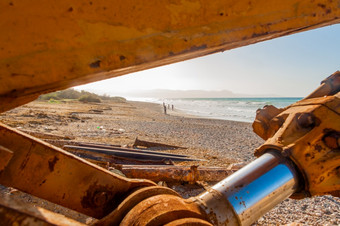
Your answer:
93;191;108;207
297;113;314;128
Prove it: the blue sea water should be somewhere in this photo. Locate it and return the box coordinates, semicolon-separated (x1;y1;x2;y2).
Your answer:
130;97;302;123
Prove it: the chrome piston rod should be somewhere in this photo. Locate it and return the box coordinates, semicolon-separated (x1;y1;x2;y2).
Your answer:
192;151;301;226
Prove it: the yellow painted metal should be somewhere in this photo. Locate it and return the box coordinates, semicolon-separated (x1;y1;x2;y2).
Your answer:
0;0;340;112
255;94;340;197
0;196;86;226
253;72;340;197
0;122;156;219
0;146;13;171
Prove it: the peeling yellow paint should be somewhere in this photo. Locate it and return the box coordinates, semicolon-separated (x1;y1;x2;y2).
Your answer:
0;0;339;112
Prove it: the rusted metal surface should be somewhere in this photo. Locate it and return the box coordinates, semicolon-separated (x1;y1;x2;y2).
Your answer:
1;1;340;112
252;105;285;140
118;165;236;183
133;137;186;149
120;194;211;225
304;71;340;99
0;122;155;219
73;141;121;148
96;186;181;226
253;73;340;198
0;2;338;224
65;143;188;158
0;196;85;226
64;145;201;162
69;150;174;166
0;146;13;172
98;154;299;226
68;150;174;166
164;218;213;226
193;187;239;226
44;139;120;149
58;142;176;165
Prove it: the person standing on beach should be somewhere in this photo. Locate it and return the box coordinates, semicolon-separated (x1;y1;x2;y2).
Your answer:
163;103;167;114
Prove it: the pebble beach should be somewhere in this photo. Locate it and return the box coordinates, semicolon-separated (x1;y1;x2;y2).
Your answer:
0;99;339;225
132;101;340;225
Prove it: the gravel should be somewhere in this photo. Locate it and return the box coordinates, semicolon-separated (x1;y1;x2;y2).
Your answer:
0;100;339;225
128;101;340;225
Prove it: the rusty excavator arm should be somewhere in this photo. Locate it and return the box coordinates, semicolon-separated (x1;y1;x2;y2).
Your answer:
1;0;340;112
0;0;339;225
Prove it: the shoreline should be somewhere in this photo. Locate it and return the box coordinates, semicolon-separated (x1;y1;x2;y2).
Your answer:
129;100;253;124
126;97;301;123
129;100;206;119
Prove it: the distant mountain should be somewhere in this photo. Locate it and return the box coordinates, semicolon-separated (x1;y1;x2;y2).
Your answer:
123;89;280;98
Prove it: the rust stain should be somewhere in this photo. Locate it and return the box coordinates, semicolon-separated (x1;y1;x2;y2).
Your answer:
89;60;101;68
317;3;326;8
314;144;323;152
48;156;59;172
39;179;46;186
251;31;269;38
81;182;117;216
19;143;35;170
175;44;208;56
336;166;340;177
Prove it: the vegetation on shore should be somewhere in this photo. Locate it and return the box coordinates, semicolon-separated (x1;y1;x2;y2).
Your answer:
38;89;126;103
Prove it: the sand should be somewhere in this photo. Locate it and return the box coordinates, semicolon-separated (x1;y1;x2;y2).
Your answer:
0;99;339;225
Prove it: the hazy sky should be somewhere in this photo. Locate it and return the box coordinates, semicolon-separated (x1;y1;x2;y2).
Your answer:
76;24;340;97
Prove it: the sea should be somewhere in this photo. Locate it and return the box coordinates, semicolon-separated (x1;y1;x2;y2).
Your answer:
129;97;302;123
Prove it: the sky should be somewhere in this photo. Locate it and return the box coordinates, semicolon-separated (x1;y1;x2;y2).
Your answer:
75;24;340;98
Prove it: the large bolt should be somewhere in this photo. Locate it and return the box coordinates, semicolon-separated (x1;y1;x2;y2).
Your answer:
297;113;314;128
323;132;340;149
93;191;109;207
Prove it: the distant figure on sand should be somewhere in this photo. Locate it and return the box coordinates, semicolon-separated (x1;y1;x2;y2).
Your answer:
172;105;174;110
163;103;167;114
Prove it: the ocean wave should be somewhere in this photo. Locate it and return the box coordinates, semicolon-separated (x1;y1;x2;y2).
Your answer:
139;97;301;122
